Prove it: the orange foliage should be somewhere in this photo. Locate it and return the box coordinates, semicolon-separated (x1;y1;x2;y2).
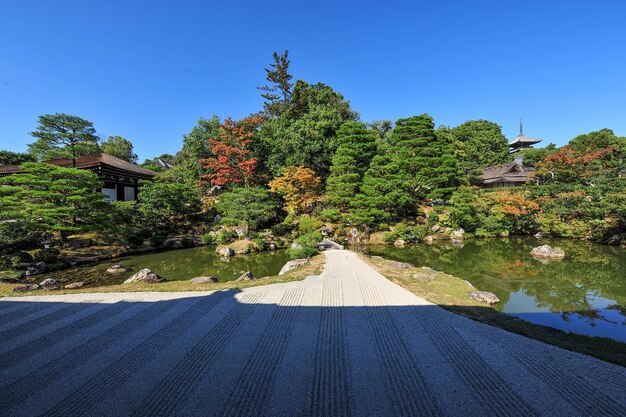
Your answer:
269;166;321;214
201;115;263;187
493;191;540;217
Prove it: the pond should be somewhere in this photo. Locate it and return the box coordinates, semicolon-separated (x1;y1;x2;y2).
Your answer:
365;237;626;343
42;247;293;286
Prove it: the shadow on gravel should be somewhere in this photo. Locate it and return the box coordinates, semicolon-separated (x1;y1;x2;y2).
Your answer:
0;291;624;417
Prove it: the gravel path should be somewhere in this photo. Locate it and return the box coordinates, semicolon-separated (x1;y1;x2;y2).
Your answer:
0;250;624;416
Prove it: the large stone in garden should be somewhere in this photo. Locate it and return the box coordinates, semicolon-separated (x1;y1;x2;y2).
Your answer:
26;262;47;276
389;261;412;270
278;259;309;275
65;282;85;289
123;268;165;284
107;264;128;274
217;247;235;257
469;291;500;305
39;278;59;287
236;271;254;281
317;239;343;251
450;228;465;240
13;284;39;293
191;276;219;284
530;245;565;259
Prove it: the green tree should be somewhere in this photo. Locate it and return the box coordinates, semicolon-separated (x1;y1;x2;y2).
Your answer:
100;136;138;163
258;50;294;117
449;120;511;182
137;177;202;230
0;162;107;243
391;114;464;200
258;80;357;178
350;154;413;226
0;150;35;166
325;122;377;210
28;113;100;166
217;187;277;236
173;115;220;179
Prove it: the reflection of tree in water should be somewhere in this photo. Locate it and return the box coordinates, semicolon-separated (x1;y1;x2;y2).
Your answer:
560;294;618;327
367;237;626;317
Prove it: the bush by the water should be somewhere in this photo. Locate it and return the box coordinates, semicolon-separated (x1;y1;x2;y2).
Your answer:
287;231;321;259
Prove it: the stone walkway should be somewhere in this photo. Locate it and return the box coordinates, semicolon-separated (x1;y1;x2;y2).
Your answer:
0;250;624;416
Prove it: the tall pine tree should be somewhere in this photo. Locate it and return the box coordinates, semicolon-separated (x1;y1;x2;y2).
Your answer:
325;122;377;210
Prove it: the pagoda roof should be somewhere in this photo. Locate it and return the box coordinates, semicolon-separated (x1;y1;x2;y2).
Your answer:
509;133;542;146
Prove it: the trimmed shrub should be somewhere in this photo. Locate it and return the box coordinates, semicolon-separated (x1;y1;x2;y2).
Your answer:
150;231;168;247
201;234;215;245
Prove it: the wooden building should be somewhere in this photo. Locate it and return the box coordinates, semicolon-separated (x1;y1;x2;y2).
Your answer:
479;156;535;188
479;120;542;188
0;154;157;201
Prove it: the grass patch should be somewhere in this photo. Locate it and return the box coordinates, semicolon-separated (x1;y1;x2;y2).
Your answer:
0;255;325;298
361;254;626;368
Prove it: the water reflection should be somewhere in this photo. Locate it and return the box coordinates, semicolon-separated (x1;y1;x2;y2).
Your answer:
366;237;626;342
40;247;292;286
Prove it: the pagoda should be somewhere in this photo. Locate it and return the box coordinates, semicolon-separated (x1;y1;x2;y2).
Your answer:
509;119;541;153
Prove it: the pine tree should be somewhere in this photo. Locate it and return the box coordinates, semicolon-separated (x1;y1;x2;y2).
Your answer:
391;114;464;200
258;50;293;117
350;154;413;226
325;122;377;210
0;162;108;242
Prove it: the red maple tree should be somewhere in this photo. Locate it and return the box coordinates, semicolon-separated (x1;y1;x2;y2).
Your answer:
201;115;262;187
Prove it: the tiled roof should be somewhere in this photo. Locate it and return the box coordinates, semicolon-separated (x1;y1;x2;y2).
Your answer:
509;133;542;146
0;154;158;177
480;162;534;184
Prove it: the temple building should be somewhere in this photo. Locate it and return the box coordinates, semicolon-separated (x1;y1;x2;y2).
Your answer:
478;120;542;188
0;154;157;201
508;119;542;153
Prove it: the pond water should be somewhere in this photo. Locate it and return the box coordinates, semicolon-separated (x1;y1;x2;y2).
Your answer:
43;247;292;286
365;237;626;343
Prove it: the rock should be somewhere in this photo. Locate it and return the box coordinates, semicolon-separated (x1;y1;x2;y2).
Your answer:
25;262;47;276
0;277;20;284
107;264;128;274
217;247;235;257
207;185;221;196
69;238;92;249
530;245;565;259
123;268;165;284
39;278;59;287
350;228;359;238
65;282;85;289
534;231;547;239
290;241;303;250
236;271;254;281
469;291;500;305
607;233;626;246
12;251;34;263
213;214;221;223
163;239;182;249
389;261;412;270
393;239;406;246
412;272;435;281
268;243;277;250
279;259;309;275
320;225;329;236
13;284;39;293
450;228;465;240
317;239;343;251
431;224;441;233
424;236;434;244
191;276;219;284
371;255;383;260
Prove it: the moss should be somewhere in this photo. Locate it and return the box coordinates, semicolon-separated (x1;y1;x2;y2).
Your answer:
361;254;626;368
0;255;325;297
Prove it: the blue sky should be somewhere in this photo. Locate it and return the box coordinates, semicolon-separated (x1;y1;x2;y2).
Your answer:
1;1;625;161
